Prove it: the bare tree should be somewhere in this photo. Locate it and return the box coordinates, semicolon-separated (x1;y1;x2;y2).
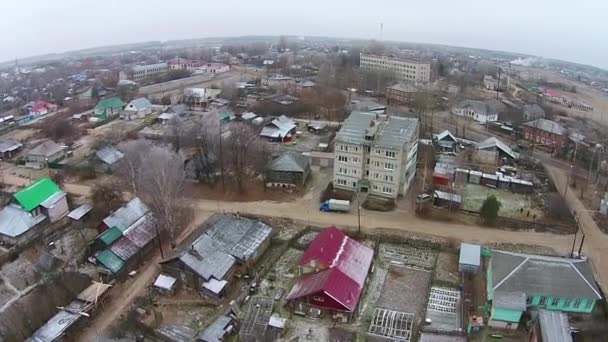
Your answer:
140;146;186;246
222;122;269;192
166;116;188;153
116;140;187;246
189;114;221;183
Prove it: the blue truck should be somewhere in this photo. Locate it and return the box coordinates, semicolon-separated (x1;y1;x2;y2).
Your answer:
319;199;351;212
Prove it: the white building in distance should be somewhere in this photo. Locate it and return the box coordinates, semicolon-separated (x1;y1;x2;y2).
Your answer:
333;111;419;199
360;53;431;83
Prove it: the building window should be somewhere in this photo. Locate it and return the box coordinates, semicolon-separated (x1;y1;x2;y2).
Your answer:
564;298;572;307
526;297;532;304
385;163;394;170
352;157;359;163
338;156;347;162
586;300;593;309
366;158;370;164
374;161;380;167
551;297;559;306
539;296;547;305
312;295;325;302
573;299;581;308
384;175;394;182
382;187;393;194
352;181;357;187
386;151;396;158
365;146;371;153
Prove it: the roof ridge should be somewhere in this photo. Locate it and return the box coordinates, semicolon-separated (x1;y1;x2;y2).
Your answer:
569;261;602;299
494;256;529;291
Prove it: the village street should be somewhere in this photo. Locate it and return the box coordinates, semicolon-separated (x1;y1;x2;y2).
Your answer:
3;159;607;338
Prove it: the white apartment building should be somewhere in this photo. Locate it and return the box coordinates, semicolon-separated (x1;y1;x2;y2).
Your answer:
333;111;419;199
131;62;169;82
360;53;431;83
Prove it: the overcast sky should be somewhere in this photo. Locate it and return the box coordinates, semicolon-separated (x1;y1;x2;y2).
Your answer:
2;0;607;69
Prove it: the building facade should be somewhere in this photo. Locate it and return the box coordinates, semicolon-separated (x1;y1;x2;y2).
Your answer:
360;53;431;83
385;83;418;105
131;62;169;81
452;99;498;124
333;112;419;199
522;119;568;148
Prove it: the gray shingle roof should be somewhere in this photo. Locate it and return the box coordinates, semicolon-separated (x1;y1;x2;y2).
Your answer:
491;251;601;300
539;309;572;342
269;152;310;173
336;111;418;149
524;119;567;135
197;315;232;342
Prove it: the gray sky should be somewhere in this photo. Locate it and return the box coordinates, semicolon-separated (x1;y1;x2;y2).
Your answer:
2;0;607;69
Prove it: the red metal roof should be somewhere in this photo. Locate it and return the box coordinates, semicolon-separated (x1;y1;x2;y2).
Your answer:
544;89;560;97
288;226;374;312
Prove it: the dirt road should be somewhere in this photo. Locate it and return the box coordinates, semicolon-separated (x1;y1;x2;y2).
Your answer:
76;210;213;341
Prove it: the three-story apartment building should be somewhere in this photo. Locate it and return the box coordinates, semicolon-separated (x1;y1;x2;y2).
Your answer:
360;53;431;83
333;111;419;199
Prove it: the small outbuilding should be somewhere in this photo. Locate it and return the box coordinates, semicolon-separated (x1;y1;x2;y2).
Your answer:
26;140;65;165
121;97;152;120
265;152;311;188
459;243;481;274
0;138;22;159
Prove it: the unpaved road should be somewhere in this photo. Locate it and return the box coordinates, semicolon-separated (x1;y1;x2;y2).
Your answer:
76;210;213;341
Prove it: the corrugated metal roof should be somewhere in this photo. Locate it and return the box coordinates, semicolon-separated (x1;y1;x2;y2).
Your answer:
459;243;481;267
493;291;527;311
0;138;22;153
539;309;572;342
103;197;149;232
29;300;87;342
156;324;197;342
96;146;124;165
197;315;232;342
96;249;125;273
287;226;374;312
110;236;140;261
524;118;567;135
67;203;93;220
491;250;601;300
0;204;45;238
478;137;516;159
123;213;156;247
204;214;272;261
14;177;62;211
97;226;123;246
202;278;228;295
179;235;236;281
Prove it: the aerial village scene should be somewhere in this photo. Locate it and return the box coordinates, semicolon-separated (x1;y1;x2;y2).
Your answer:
0;26;607;342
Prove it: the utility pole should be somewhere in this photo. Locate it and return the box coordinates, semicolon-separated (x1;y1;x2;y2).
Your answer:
496;68;501;100
219;123;225;191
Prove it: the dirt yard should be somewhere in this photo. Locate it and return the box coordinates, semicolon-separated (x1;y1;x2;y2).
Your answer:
462;183;544;220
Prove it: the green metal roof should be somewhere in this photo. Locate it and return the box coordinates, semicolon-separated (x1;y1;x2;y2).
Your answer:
97;226;123;246
96;249;125;274
491;308;522;323
95;97;125;111
13;177;61;211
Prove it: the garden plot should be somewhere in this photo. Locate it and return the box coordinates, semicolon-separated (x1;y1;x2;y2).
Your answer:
379;244;437;269
434;252;460;286
368;308;414;342
239;296;274;342
423;287;462;333
259;248;303;298
461;184;544;220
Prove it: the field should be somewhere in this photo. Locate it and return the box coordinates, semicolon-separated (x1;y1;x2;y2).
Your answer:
462;183;544;220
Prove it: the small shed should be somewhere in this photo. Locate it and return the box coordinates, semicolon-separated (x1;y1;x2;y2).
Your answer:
433;190;462;209
432;172;450;186
455;168;469;185
511;179;534;193
469;171;482;184
481;173;498;187
122;97;152;120
459;243;481;274
154;273;177;294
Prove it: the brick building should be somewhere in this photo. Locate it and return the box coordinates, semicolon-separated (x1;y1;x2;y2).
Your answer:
522;119;568;148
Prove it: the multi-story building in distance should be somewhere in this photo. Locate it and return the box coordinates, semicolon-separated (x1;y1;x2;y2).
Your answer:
360;53;431;83
131;62;169;82
333;111;419;199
